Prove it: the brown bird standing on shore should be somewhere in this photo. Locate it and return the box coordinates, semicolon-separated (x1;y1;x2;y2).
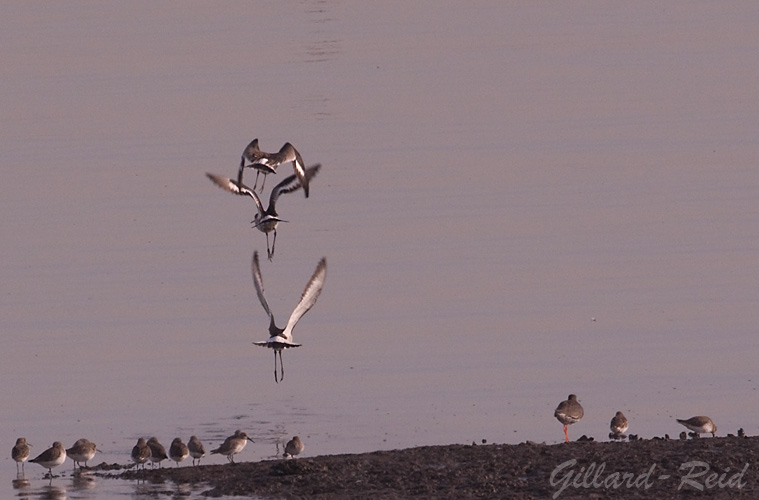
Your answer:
676;416;717;437
211;430;253;464
169;438;189;467
188;436;206;466
147;437;168;468
554;394;584;442
131;438;150;469
284;436;305;459
609;411;629;439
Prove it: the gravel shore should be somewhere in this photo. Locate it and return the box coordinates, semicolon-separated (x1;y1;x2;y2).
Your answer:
94;436;758;499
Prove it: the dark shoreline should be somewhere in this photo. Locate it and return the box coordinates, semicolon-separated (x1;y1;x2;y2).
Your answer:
91;436;759;499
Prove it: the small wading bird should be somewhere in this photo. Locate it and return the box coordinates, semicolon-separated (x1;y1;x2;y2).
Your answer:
284;436;305;459
188;435;205;466
66;438;98;469
676;416;717;437
252;251;327;383
12;437;30;473
238;139;310;198
554;394;584;443
131;438;150;470
146;437;168;468
29;441;66;476
609;411;629;440
210;430;253;464
206;164;320;260
169;438;189;467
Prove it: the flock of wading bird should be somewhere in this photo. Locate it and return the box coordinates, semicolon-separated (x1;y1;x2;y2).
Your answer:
10;393;723;478
11;139;321;478
206;138;327;384
12;433;305;476
554;394;723;443
15;142;727;479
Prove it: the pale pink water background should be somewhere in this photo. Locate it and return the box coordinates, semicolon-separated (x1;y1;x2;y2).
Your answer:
2;2;759;498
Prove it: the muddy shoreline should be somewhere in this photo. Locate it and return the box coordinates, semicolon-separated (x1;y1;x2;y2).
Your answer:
90;436;758;499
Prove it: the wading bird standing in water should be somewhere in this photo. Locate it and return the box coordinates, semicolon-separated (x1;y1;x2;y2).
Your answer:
66;438;97;469
251;251;327;383
238;139;310;198
206;164;320;260
29;441;66;476
11;437;30;472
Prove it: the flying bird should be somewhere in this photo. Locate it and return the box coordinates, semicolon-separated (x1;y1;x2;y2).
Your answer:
238;139;310;197
252;251;327;382
206;164;320;260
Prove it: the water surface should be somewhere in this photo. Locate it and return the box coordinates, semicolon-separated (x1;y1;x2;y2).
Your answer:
2;2;759;498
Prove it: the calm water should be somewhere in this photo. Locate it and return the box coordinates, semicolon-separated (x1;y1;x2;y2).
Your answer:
2;2;759;498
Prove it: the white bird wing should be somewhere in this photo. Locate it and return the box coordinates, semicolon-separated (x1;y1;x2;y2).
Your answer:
268;143;308;198
241;138;260;162
269;164;321;207
251;251;272;318
241;139;278;172
206;172;264;216
257;142;297;167
282;257;327;340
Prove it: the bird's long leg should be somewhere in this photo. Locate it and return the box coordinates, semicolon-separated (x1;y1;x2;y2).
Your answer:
253;169;261;191
259;171;267;192
269;230;277;261
564;425;570;442
274;351;279;383
279;350;285;382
